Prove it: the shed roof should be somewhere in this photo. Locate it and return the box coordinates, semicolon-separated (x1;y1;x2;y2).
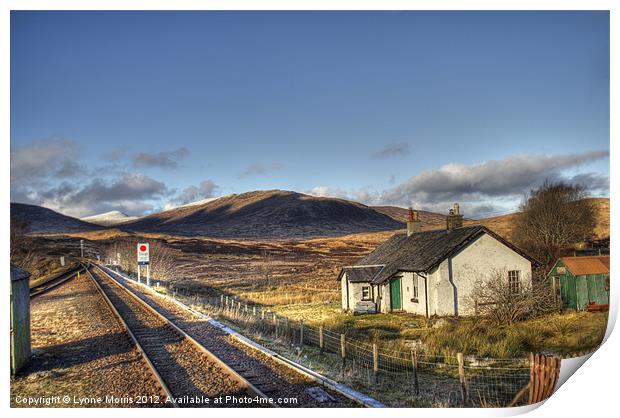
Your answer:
340;225;537;284
561;256;610;276
10;264;30;282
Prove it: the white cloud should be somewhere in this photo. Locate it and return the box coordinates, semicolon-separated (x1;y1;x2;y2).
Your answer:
307;150;609;218
34;173;171;217
370;142;411;159
239;162;283;178
164;179;220;209
380;150;609;206
11;138;87;186
131;147;189;169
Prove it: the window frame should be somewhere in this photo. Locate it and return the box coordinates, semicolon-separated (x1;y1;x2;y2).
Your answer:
508;270;521;294
361;285;371;301
412;274;419;302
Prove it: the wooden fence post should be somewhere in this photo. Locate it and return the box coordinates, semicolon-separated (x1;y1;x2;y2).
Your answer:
261;309;265;321
457;352;469;406
536;355;546;402
319;326;324;353
340;334;346;376
528;352;535;403
299;321;304;345
411;349;419;396
509;353;562;406
220;294;224;307
373;343;379;384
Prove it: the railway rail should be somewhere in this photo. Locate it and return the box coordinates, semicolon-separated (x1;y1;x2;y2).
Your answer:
30;265;85;298
85;264;273;408
96;264;356;407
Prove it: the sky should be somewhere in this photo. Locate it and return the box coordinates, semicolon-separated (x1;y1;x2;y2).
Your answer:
10;11;610;218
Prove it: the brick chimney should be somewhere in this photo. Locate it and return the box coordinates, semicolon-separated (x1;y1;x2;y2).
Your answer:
407;207;421;236
446;203;463;231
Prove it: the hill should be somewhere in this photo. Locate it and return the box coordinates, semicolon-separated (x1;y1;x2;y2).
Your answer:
81;210;138;226
11;203;101;234
121;190;405;239
372;206;448;228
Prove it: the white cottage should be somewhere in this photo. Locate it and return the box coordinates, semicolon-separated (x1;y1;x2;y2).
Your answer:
339;204;538;317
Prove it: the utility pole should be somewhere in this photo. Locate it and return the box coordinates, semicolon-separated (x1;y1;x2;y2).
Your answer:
80;240;84;259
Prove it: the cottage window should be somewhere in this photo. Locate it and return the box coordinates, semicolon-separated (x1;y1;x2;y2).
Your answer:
361;286;371;300
412;275;419;302
508;270;521;294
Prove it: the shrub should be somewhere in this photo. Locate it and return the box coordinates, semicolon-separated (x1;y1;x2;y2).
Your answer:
467;269;557;325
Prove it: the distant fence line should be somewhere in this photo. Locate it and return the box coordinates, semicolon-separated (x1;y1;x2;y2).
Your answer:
108;265;553;408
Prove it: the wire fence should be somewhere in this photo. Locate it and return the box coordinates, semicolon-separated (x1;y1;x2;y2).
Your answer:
109;265;533;408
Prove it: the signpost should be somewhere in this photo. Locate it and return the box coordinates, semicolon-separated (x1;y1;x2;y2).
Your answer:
137;243;150;286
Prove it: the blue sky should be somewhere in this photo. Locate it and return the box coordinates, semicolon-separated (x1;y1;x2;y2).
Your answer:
10;11;610;218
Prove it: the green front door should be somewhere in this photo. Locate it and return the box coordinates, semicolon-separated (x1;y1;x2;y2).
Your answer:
390;277;402;311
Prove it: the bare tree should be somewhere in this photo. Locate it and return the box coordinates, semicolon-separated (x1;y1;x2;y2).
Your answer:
467;269;556;325
105;238;178;282
149;241;178;282
513;180;596;268
105;238;135;274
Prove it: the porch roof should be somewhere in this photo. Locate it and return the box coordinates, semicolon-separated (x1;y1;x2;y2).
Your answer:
340;265;384;283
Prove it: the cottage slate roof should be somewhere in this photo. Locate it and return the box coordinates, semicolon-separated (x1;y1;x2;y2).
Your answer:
339;225;537;284
561;256;610;276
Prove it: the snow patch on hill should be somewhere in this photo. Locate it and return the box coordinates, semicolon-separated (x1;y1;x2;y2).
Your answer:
81;210;138;226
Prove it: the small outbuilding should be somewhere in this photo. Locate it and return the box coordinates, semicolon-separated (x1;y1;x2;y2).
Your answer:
10;264;31;374
547;256;610;311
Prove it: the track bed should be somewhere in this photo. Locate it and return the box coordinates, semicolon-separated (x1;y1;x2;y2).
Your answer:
102;266;357;407
88;267;261;408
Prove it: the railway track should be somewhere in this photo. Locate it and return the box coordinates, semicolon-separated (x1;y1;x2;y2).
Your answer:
96;265;356;407
85;264;273;408
30;265;85;298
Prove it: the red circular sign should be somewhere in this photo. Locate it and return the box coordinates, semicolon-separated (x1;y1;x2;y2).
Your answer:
139;245;147;252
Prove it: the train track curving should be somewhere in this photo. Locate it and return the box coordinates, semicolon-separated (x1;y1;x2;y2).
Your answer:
30;265;86;298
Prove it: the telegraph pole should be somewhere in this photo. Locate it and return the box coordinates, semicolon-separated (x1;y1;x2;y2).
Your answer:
80;239;84;259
